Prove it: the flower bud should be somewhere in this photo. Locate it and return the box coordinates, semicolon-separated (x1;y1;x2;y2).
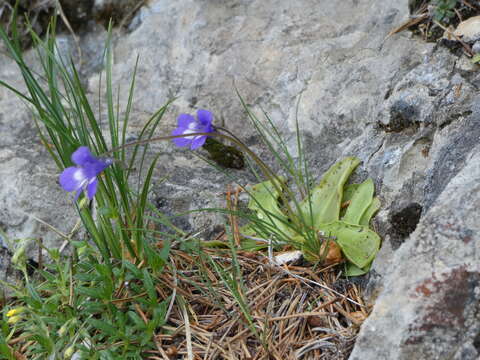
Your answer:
64;346;75;359
58;323;68;337
7;315;22;324
11;244;27;268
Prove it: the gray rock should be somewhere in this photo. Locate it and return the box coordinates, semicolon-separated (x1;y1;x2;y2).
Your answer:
86;0;427;245
1;0;480;358
472;40;480;54
377;47;456;131
349;37;480;354
350;141;480;360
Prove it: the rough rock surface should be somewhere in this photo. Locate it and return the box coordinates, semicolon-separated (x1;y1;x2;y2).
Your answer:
350;142;480;360
1;0;480;358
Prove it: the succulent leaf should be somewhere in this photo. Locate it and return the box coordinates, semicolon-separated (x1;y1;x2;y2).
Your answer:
342;183;360;203
359;197;381;226
342;178;374;225
299;157;361;228
344;261;373;276
245;157;382;276
247;176;294;238
317;221;380;268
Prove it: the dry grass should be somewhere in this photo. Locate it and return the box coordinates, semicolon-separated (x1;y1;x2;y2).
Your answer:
140;246;369;360
2;190;371;359
2;188;372;360
137;185;371;359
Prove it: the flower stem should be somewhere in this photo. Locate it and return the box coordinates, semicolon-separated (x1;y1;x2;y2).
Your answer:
104;131;303;231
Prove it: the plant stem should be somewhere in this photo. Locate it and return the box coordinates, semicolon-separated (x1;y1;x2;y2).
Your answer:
104;131;302;230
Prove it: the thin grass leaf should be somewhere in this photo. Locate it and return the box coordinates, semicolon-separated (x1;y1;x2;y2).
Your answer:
121;55;139;163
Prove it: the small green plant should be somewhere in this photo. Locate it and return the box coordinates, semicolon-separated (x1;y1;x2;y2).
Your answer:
244;157;381;275
432;0;458;22
166;95;383;276
1;240;171;359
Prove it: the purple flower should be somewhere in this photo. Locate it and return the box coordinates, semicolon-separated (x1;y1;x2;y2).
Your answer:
172;109;214;150
59;146;113;200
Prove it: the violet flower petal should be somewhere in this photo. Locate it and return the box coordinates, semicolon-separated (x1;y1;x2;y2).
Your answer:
87;159;111;177
59;146;113;201
86;179;98;200
172;110;215;150
172;127;193;147
173;137;193;147
196;109;213;127
203;122;214;134
177;113;195;128
59;167;87;192
191;136;207;150
71;146;96;166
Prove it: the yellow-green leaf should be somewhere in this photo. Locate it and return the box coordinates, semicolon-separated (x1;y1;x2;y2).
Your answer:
342;183;360;203
340;183;359;218
342;179;374;225
247;177;293;238
317;221;380;268
300;157;361;228
344;261;372;276
359;197;381;226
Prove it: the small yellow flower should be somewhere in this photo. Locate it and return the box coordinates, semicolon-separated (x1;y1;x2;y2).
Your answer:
6;307;26;317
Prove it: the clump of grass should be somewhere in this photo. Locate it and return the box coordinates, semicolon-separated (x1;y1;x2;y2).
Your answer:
0;14;174;266
0;12;179;358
